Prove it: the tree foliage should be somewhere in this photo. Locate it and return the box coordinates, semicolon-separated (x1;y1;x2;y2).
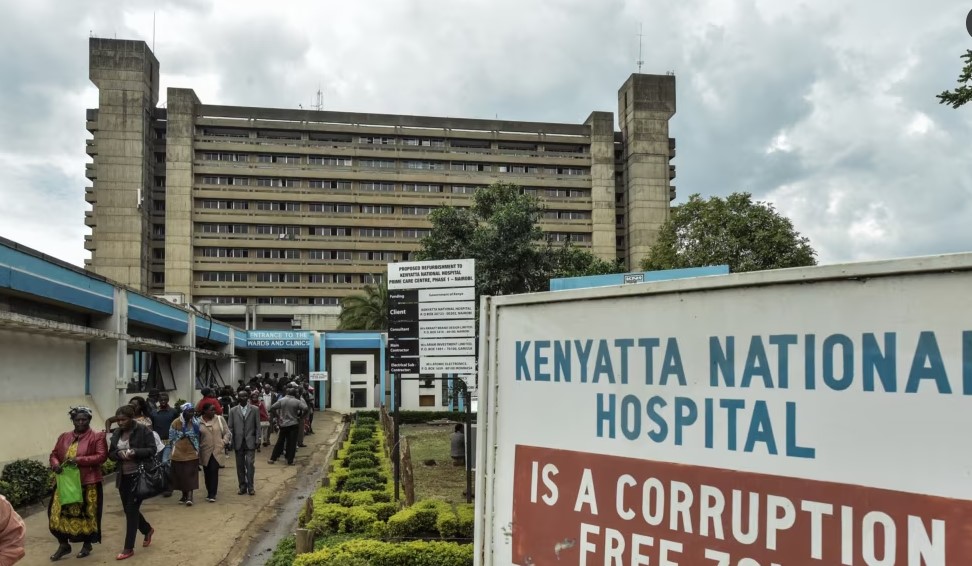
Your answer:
641;192;817;273
937;50;972;109
416;183;623;296
338;278;388;330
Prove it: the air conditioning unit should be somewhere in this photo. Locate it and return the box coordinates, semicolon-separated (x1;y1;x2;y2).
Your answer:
153;293;186;306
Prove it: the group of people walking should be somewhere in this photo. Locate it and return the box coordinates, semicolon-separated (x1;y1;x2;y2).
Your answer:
42;376;316;562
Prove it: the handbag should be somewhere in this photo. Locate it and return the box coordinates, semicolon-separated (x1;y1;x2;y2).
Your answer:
132;456;168;500
56;465;83;505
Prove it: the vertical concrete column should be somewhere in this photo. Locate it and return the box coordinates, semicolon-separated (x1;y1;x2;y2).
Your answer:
164;87;200;301
171;313;196;404
584;111;618;262
87;39;160;290
618;74;676;270
89;288;129;416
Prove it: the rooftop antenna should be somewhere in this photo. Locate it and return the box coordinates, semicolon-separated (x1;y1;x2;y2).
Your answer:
313;86;324;111
636;23;644;73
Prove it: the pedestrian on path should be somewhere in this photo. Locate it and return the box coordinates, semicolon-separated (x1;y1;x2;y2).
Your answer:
0;494;25;566
228;391;260;496
268;387;307;466
198;403;231;503
260;384;277;447
47;406;107;561
107;405;156;561
168;403;201;506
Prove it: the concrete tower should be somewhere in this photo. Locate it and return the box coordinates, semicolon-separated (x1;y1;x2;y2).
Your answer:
85;38;160;290
618;74;676;268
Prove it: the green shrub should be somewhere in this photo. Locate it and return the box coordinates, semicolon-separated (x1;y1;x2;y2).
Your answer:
370;490;391;503
101;459;117;476
343;476;379;492
367;501;399;522
346;444;376;457
346;455;378;469
307;503;379;536
355;410;465;425
347;468;382;483
386;500;450;539
350;428;376;442
266;535;296;566
337;491;375;507
293;539;473;566
0;459;53;508
455;504;475;539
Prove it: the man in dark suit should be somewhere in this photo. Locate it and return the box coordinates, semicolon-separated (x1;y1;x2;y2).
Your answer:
227;390;260;495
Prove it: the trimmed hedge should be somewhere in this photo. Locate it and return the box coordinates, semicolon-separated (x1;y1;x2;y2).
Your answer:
293;539;473;566
0;459;54;508
385;500;474;541
356;410;465;425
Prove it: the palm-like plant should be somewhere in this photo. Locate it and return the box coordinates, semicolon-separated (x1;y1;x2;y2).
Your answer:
337;277;388;330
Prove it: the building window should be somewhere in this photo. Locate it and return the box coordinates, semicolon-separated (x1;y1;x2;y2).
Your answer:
153;224;165;237
200;272;248;282
359;181;395;192
311;297;341;306
199;247;248;258
308;274;329;283
544;188;589;199
154;177;166;188
360;205;393;214
309;250;352;261
359;228;396;238
255;248;300;259
257;297;300;305
309;156;352;166
359;158;395;169
549;232;592;243
256;273;300;283
451;185;478;194
256;178;299;188
359;136;395;145
309;180;351;190
255;225;300;236
257;154;301;164
153;200;166;212
402;137;445;147
152;248;165;260
210;296;247;304
404;160;444;170
202;152;247;162
256;201;300;212
544;210;592;220
450;162;487;172
311;226;353;237
151;272;164;284
359;251;397;262
402;183;442;193
350;361;368;374
201;200;248;210
308;203;353;213
362;274;384;284
402;229;430;239
402;206;433;216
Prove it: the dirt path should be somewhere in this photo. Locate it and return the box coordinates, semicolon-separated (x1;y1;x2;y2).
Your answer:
17;411;343;566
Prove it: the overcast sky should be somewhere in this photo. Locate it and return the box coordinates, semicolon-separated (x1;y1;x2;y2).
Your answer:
0;0;969;267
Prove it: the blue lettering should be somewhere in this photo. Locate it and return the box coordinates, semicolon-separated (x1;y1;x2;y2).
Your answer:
553;340;571;382
823;334;854;391
906;331;951;394
710;336;735;387
805;334;816;390
614;339;634;385
769;334;797;388
704;398;714;449
575;340;593;383
596;393;615;438
786;402;815;459
720;398;745;451
744;400;778;455
516;341;531;381
534;340;550;382
646;396;668;443
660;338;686;386
964;331;972;395
593;340;615;384
639;338;660;385
741;336;773;389
862;332;896;392
674;397;697;446
620;395;641;440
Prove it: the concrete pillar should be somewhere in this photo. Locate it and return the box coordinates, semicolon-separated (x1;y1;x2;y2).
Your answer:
164;87;199;301
87;39;160;290
171;313;196;404
584;111;618;262
89;288;129;417
618;74;676;270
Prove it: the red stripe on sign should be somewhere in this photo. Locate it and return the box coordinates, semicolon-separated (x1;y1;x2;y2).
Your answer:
511;445;972;566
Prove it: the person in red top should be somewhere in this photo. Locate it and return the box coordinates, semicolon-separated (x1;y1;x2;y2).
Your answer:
196;388;223;415
48;406;108;560
250;391;269;453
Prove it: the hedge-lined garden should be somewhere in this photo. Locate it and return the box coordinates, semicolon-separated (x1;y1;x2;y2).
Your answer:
276;415;473;566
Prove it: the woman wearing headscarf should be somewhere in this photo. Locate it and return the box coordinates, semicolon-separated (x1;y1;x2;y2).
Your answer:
47;406;108;561
197;402;231;502
168;403;201;506
107;405;156;561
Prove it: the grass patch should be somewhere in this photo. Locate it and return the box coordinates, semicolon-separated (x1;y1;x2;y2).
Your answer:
401;424;467;505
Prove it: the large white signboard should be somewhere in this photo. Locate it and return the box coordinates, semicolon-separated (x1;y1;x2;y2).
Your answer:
388;259;475;290
476;257;972;566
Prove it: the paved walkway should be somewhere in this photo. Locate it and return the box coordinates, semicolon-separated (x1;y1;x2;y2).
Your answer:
17;411;343;566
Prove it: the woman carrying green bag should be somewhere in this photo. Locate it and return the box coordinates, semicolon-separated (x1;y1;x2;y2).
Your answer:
48;406;107;561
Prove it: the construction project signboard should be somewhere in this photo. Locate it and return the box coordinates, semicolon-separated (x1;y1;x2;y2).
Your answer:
474;254;972;566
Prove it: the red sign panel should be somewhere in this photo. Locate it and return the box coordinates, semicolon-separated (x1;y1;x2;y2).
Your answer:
512;445;972;565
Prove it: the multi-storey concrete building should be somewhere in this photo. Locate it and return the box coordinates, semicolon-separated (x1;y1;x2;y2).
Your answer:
84;38;676;330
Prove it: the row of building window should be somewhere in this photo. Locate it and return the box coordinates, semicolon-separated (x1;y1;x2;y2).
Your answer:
197;272;385;284
197;130;587;154
194;296;343;306
196;199;590;220
199;156;588;176
197;248;407;261
195;224;429;238
196;177;589;199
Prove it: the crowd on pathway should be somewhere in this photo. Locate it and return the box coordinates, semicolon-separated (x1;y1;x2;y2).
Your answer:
0;374;317;564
